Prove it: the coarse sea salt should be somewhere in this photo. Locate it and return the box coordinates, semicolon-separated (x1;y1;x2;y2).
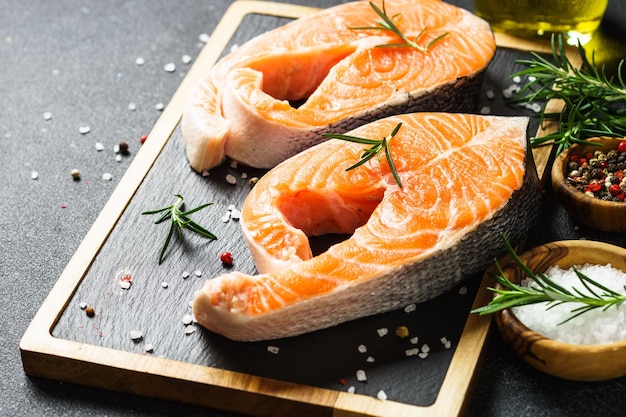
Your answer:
512;263;626;345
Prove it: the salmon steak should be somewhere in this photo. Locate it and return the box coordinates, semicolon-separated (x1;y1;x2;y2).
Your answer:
182;0;496;172
192;113;542;341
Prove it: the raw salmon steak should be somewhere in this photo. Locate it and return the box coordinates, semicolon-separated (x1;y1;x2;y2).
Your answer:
182;0;496;172
193;113;542;341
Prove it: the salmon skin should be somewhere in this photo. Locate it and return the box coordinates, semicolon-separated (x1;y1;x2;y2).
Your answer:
192;113;542;341
182;0;496;172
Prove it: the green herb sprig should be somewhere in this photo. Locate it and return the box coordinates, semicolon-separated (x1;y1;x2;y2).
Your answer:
512;35;626;155
322;122;403;187
142;194;217;264
472;235;626;325
350;1;448;50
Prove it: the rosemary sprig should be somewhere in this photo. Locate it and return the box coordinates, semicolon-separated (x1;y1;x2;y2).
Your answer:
512;34;626;155
142;194;217;264
350;1;448;50
472;235;626;325
322;122;403;187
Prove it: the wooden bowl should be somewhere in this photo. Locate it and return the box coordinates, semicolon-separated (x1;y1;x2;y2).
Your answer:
551;137;626;232
493;240;626;381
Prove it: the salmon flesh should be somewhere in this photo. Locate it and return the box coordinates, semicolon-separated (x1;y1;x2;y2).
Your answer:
192;113;542;341
182;0;496;172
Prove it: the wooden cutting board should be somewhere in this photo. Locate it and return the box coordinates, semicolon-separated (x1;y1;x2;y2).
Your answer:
20;2;564;416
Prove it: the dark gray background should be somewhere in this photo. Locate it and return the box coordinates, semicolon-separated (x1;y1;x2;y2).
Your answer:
2;1;625;416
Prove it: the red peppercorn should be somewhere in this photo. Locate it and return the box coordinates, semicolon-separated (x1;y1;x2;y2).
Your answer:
618;141;626;153
570;154;579;162
220;251;234;265
609;184;622;196
140;134;148;144
587;182;602;193
618;193;626;201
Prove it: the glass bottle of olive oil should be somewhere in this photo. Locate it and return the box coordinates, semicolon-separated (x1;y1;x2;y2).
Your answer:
474;0;608;44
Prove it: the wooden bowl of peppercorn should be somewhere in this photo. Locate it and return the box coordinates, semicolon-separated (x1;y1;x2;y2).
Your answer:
551;137;626;232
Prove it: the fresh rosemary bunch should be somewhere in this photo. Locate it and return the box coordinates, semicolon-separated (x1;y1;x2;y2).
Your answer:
350;0;447;50
322;122;403;187
142;194;217;264
512;35;626;155
472;235;626;325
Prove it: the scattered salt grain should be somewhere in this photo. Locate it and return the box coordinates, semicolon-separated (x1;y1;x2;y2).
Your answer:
347;386;356;394
421;344;430;353
458;286;468;295
79;126;90;134
182;54;192;64
440;337;452;349
30;171;38;180
199;33;210;43
201;170;210;177
128;102;137;111
161;282;169;289
144;344;154;353
357;344;367;353
182;271;190;279
119;281;131;290
366;356;375;363
410;336;419;344
95;142;104;151
405;348;420;357
184;326;196;335
221;212;231;223
130;330;143;342
512;75;522;84
135;57;145;66
194;270;202;277
79;301;88;309
479;106;491;114
485;89;495;100
356;369;367;382
155;102;164;111
43;112;52;120
502;84;520;99
230;160;238;169
376;327;388;337
418;352;429;359
102;172;112;181
225;173;237;185
404;303;416;313
115;155;122;162
376;390;387;401
512;263;626;345
182;314;193;325
267;345;280;354
241;172;248;179
230;44;239;53
164;62;176;72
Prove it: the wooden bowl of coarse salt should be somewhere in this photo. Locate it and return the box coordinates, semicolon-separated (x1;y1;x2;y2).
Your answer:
493;240;626;381
551;136;626;232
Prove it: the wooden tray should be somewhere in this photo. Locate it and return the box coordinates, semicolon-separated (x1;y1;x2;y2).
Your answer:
20;2;563;416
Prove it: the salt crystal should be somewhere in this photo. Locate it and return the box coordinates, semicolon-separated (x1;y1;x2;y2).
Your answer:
376;328;388;337
135;57;144;66
357;344;367;353
512;263;626;345
184;326;196;335
182;55;192;64
95;142;104;151
485;90;495;100
155;102;164;111
182;271;190;279
199;33;210;43
421;344;430;353
221;212;231;223
130;330;143;342
512;75;522;83
347;386;356;394
128;103;137;111
405;348;419;356
79;301;88;309
182;314;193;325
225;174;237;184
43;112;52;120
230;44;239;53
366;356;375;363
356;369;367;382
377;390;387;401
230;208;241;220
194;270;202;277
480;106;491;114
164;62;176;72
102;172;112;181
119;281;131;290
30;171;38;180
161;282;169;288
201;170;210;177
79;126;90;134
230;160;238;169
404;303;416;313
267;345;280;354
241;172;248;179
418;352;429;359
458;286;468;295
410;336;419;344
144;344;154;353
116;155;122;162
